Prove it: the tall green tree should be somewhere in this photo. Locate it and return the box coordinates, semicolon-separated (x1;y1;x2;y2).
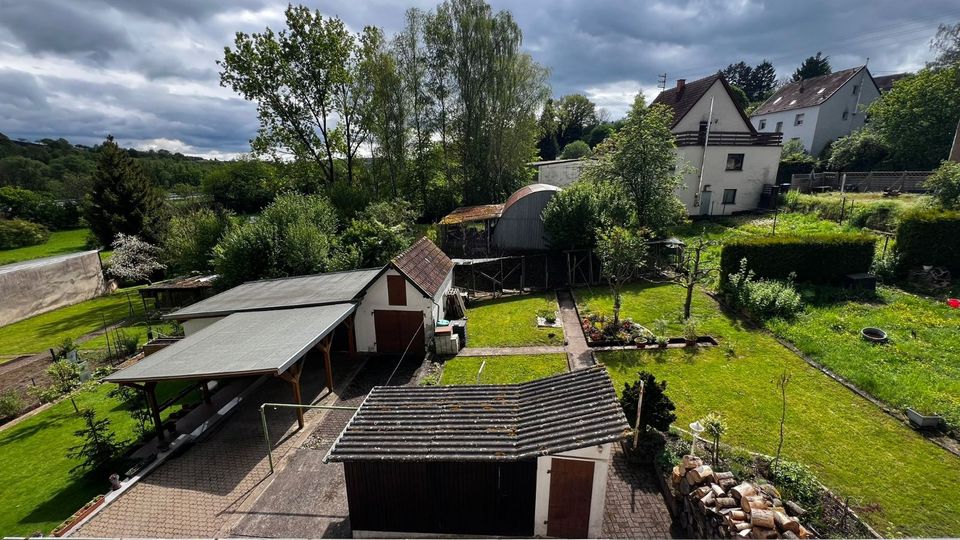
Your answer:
163;208;233;275
364;26;408;198
581;94;685;232
84;135;166;247
394;9;434;204
791;52;831;82
219;6;359;186
867;66;960;169
555;94;599;149
747;60;777;102
537;98;560;160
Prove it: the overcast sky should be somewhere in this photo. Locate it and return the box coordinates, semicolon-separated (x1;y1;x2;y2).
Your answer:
0;0;957;159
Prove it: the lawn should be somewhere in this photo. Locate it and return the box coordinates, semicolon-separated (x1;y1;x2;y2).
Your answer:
767;285;960;429
0;229;93;266
0;381;195;536
439;354;568;385
465;293;564;347
584;282;960;537
0;287;144;362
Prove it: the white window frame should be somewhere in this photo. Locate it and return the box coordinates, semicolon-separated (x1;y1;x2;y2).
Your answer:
794;113;804;126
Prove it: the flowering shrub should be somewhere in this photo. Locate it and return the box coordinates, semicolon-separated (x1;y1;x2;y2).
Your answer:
581;312;655;344
723;259;803;320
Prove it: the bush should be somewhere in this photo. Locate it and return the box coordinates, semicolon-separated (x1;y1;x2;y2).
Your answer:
0;187;81;229
0;390;24;419
925;160;960;210
895;208;960;273
724;259;803;320
781;192;904;232
769;459;821;508
201;160;275;214
719;233;875;284
559;140;591;159
826;128;890;171
0;218;50;249
163;208;232;275
543;181;599;249
620;371;677;433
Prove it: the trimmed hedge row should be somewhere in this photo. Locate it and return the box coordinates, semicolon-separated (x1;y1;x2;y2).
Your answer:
0;219;50;249
895;209;960;273
720;233;876;284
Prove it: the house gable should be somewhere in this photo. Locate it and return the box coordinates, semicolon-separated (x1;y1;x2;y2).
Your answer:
653;75;755;134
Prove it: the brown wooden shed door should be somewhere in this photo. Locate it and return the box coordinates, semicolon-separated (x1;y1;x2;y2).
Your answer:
547;458;595;538
374;310;425;355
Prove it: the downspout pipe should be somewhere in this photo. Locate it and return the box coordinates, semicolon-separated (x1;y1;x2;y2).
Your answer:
694;97;715;208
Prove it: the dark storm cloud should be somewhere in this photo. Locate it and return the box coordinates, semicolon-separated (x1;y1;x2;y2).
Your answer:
0;0;957;156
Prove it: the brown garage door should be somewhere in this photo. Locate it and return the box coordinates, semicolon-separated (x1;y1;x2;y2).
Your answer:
547;458;595;538
374;310;425;355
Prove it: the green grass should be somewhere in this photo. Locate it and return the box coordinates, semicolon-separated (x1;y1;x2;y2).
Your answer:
0;229;92;266
766;286;960;428
439;354;568;385
584;282;960;537
0;288;144;362
466;293;564;347
0;381;195;536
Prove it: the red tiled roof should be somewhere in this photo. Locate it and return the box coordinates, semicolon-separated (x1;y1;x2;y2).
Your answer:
652;73;722;128
392;237;454;297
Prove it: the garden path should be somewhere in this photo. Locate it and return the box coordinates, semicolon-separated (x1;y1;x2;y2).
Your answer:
455;290;595;371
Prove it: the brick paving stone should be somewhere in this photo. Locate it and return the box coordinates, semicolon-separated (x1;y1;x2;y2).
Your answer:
602;446;678;539
74;354;362;538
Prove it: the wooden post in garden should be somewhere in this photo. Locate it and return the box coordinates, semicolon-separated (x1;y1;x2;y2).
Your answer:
633;380;645;447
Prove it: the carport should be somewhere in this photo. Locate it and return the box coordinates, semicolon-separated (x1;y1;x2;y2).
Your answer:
105;303;358;442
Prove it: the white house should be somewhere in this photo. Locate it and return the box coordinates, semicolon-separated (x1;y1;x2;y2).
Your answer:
166;237;454;356
750;66;880;156
652;74;783;216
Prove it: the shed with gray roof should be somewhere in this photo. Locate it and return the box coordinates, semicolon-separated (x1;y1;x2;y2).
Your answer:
326;366;628;538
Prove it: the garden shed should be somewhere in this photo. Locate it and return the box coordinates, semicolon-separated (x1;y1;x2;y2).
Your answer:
492;183;560;252
325;366;628;538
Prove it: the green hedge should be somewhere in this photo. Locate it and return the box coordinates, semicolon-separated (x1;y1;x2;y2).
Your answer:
720;233;876;284
0;219;50;249
895;209;960;273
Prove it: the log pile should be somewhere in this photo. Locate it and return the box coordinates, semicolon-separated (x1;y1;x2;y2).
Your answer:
670;455;814;539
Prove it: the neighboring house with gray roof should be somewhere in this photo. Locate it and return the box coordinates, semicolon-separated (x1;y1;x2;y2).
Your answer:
750;66;880;156
653;73;783;215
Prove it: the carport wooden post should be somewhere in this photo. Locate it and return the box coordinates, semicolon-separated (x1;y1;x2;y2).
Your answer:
199;380;212;405
345;313;357;358
142;382;165;443
319;335;334;393
278;361;305;429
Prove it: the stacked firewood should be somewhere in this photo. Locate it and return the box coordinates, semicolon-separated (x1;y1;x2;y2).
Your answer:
671;455;814;539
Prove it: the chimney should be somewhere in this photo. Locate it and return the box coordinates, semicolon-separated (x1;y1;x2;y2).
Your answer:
676;79;686;90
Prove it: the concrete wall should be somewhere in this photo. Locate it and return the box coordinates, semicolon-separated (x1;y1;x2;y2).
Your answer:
0;251;105;327
536;160;585;187
675;144;780;216
533;443;614;538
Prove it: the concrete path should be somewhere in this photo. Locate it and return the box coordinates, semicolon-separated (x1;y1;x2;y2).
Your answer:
225;354;424;538
557;289;594;370
457;345;565;356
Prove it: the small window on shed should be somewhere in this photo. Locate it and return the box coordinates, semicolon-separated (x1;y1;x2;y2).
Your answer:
387;275;407;306
725;153;744;171
722;189;737;204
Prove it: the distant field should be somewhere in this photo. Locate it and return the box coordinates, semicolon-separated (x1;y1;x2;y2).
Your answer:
0;229;92;266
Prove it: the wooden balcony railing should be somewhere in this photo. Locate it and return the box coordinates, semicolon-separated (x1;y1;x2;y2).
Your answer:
674;131;783;147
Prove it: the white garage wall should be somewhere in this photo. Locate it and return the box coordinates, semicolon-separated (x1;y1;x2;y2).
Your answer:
354;268;449;353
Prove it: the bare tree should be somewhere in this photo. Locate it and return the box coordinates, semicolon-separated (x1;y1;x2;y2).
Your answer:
774;370;792;470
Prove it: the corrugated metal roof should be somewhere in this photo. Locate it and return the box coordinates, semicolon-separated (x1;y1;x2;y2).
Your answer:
439;204;504;225
106;304;356;383
166;268;382;320
501;183;560;214
325;366;630;462
392;237;453;297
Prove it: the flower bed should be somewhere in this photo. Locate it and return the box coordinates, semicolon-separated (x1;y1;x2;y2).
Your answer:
581;312;716;349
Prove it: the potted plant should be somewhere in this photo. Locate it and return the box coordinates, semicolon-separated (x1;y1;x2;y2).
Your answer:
683;319;699;346
657;335;669;348
905;408;944;429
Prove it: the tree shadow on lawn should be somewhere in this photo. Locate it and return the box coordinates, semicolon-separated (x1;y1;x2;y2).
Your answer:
796;285;888;308
17;467;104;535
